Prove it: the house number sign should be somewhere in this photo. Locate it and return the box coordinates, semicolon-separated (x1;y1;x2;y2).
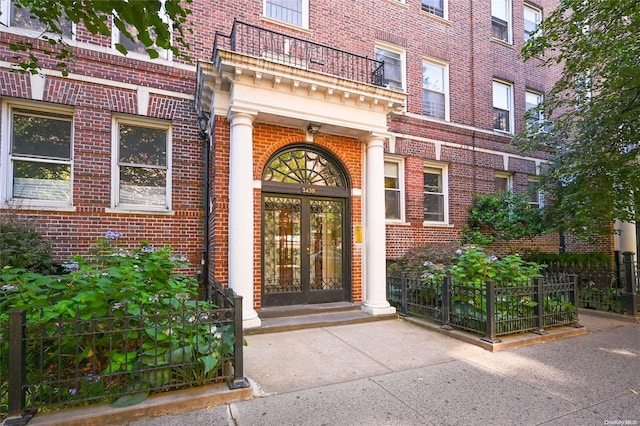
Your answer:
301;187;316;194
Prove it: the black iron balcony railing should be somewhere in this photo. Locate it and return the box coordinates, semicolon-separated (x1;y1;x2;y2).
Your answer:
213;19;385;87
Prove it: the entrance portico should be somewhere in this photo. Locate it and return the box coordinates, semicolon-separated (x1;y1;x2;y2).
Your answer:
195;20;405;327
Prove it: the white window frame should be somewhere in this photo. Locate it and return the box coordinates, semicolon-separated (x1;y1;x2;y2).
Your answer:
421;0;447;19
525;90;544;127
263;0;309;29
375;43;406;92
423;163;448;225
0;0;75;40
527;177;543;208
0;101;75;210
422;58;449;121
524;3;542;42
384;157;405;223
494;171;513;193
493;80;514;134
111;2;172;61
109;116;172;213
491;0;512;44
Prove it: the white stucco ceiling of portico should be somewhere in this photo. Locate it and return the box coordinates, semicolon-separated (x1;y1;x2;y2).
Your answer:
196;50;407;139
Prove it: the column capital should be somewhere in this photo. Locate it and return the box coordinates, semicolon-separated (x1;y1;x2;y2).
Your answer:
227;108;258;126
365;133;390;149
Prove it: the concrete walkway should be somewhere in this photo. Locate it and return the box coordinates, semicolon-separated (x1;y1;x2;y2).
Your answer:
116;311;639;426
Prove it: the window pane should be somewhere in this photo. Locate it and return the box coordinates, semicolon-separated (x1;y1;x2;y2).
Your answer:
493;83;510;110
524;6;540;41
424;194;444;221
385;190;400;219
493;108;510;131
422;0;444;17
422;62;444;92
491;0;508;21
13;161;71;201
120;166;166;205
117;23;169;59
10;3;73;37
424;170;442;192
492;17;509;41
119;125;166;166
423;90;445;119
12;112;71;159
376;48;403;89
495;176;509;192
266;0;303;26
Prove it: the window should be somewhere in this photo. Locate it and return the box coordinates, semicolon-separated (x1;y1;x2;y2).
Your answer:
113;1;170;60
424;165;447;223
112;118;171;211
384;159;403;220
375;46;405;90
422;0;445;19
1;0;73;37
527;178;542;208
494;172;512;193
493;80;513;133
422;60;448;120
524;4;542;41
264;0;309;28
491;0;511;43
4;107;73;204
525;90;543;127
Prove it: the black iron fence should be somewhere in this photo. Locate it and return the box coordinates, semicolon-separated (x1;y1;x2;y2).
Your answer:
546;251;639;316
213;19;385;87
1;289;248;424
387;273;581;343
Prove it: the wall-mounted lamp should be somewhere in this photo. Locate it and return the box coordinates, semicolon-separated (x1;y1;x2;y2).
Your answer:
305;123;321;142
197;111;210;137
307;123;321;135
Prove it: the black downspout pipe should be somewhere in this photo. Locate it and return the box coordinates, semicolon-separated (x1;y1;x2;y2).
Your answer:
199;114;212;301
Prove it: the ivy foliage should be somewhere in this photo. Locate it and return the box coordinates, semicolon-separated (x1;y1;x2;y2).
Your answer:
7;0;193;75
462;191;548;252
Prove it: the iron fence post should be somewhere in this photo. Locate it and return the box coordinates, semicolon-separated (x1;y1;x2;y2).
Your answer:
481;281;499;343
533;277;547;335
568;274;584;328
401;272;408;316
622;252;639;315
227;289;250;389
441;275;452;330
6;310;29;425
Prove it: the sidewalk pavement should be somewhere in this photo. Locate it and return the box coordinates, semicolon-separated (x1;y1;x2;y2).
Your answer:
113;311;639;426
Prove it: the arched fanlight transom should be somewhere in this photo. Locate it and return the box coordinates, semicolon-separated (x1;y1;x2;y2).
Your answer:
263;148;346;187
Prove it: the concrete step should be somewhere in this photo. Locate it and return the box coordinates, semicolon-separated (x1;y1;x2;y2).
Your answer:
246;303;398;335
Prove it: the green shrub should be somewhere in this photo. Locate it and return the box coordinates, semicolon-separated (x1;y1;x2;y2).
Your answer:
0;215;53;273
1;231;236;414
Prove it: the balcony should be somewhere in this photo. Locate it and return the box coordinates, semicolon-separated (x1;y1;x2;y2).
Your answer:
212;19;385;88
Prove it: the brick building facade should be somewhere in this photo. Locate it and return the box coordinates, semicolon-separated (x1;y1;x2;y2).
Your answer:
0;0;614;327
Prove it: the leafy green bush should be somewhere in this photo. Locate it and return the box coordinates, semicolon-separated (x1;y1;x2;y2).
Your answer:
1;231;236;415
522;250;612;268
0;214;53;273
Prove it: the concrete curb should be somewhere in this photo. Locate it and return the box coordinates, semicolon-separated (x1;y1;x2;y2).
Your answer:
25;383;253;426
402;315;587;352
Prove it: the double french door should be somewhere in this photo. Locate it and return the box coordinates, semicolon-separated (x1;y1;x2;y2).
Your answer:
262;194;346;306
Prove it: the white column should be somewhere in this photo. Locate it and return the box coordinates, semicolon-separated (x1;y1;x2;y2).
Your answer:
616;219;637;262
362;134;396;315
228;110;261;328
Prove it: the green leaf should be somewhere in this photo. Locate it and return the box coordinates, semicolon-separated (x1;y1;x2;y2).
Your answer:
199;354;219;374
111;391;149;408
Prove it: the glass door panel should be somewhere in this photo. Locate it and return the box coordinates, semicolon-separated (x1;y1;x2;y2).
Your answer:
263;196;302;300
309;199;343;292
